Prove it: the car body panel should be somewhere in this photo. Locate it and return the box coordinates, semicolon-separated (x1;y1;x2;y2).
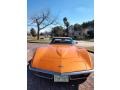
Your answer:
31;44;93;73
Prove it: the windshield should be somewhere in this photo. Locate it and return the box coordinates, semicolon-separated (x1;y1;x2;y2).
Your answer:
50;38;73;44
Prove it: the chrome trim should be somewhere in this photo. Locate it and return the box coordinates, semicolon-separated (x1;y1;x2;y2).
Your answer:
64;70;93;75
29;65;93;76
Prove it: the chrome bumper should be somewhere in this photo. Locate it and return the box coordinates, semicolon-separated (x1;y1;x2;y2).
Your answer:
29;65;93;76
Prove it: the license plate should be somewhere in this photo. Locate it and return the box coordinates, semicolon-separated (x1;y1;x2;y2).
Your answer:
54;75;69;82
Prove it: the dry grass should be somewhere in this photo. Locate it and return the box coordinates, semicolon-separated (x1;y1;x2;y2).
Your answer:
27;36;50;44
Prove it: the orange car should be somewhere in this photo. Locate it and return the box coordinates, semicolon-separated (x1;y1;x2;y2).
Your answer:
29;37;93;84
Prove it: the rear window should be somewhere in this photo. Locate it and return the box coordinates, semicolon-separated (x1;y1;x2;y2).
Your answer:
50;38;73;44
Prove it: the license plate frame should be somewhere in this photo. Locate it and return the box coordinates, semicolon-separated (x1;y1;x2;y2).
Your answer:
54;75;69;82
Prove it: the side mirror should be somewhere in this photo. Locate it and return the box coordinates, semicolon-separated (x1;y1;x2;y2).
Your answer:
73;40;78;44
75;41;78;44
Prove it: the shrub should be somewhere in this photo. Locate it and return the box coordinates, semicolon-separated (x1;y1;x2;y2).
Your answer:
30;28;37;37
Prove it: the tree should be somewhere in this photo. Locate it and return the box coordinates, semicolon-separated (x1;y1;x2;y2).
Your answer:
30;28;36;37
51;26;64;37
81;20;94;29
63;17;70;36
80;20;94;39
30;10;57;40
88;20;94;28
87;30;94;39
81;22;88;29
74;23;81;31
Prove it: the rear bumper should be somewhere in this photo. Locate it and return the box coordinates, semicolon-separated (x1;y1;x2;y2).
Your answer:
29;65;93;84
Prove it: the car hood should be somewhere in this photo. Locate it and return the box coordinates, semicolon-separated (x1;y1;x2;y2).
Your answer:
31;44;93;73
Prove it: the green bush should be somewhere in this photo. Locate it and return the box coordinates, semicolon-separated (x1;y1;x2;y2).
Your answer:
30;28;37;37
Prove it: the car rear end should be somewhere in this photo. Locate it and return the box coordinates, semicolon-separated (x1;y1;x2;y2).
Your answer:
29;65;93;84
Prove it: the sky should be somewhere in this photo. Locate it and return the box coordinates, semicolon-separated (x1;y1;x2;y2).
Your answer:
28;0;94;32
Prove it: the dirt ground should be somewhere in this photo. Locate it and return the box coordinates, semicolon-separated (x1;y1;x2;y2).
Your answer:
27;43;94;90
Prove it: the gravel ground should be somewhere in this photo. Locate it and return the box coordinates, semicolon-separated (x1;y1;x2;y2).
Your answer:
27;43;94;90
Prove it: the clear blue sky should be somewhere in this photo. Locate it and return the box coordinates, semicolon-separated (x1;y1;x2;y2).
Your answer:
28;0;94;31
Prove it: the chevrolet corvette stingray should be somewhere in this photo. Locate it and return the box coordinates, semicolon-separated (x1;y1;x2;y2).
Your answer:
29;37;93;85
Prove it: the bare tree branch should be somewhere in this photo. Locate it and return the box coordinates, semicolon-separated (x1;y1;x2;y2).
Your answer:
29;9;57;40
40;18;56;30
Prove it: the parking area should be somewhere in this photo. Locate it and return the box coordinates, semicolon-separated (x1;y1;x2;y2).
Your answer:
27;43;94;90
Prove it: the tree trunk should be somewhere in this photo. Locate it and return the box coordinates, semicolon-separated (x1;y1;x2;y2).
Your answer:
37;24;40;40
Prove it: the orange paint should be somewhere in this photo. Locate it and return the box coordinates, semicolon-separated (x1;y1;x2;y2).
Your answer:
31;44;93;73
